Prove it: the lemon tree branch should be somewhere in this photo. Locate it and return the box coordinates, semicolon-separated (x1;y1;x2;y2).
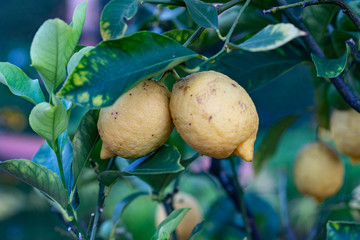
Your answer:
275;0;360;113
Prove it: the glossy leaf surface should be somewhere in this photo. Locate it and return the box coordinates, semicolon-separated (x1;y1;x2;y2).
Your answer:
58;32;198;108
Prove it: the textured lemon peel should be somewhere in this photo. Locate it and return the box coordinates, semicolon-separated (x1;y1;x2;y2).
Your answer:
170;70;259;160
294;142;344;202
98;80;173;159
330;109;360;165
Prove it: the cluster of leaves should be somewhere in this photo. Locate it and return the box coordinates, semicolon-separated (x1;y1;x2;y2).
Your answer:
1;0;360;239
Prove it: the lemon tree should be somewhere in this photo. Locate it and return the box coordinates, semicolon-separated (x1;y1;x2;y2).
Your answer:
0;0;360;240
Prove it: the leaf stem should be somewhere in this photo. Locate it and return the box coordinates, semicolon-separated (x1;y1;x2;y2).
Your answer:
54;140;67;192
68;205;85;238
264;0;360;31
224;0;251;46
199;0;251;67
346;38;360;73
229;158;252;240
89;157;116;240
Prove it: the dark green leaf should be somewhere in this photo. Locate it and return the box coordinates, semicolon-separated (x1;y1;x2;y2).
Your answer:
208;44;308;92
188;221;204;240
234;23;306;52
0;159;67;208
0;62;45;104
123;145;183;175
97;170;123;186
303;4;337;47
311;47;348;78
98;145;184;192
151;208;190;240
311;68;330;129
327;221;360;240
58;31;198;108
30;2;87;93
253;114;300;174
112;192;148;224
71;110;100;194
100;0;138;40
29;96;68;143
184;0;218;29
331;30;360;57
166;128;197;160
32;139;73;194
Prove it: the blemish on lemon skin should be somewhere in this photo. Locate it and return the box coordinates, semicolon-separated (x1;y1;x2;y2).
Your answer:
232;83;237;87
209;116;213;122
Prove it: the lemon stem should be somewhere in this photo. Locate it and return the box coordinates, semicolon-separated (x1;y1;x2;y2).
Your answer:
89;157;116;240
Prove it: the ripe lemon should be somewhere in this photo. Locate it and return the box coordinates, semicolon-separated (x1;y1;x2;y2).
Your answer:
330;109;360;164
155;192;202;240
97;80;173;159
169;71;259;161
294;142;344;202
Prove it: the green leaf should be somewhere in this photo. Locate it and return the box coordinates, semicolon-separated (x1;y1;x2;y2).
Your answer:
312;69;331;129
0;62;45;104
234;23;306;52
151;208;190;240
71;110;99;193
30;19;73;93
112;192;148;224
32;139;74;195
30;2;87;93
100;0;138;40
327;221;360;240
97;170;123;186
67;46;94;74
303;4;337;46
188;221;204;240
58;31;198;108
123;145;183;175
208;44;308;92
311;47;348;78
253;114;300;174
184;0;218;29
0;159;68;208
98;145;184;192
69;1;88;51
29;95;68;143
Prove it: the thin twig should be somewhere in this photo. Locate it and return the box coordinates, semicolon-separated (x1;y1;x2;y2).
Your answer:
276;0;360;113
89;157;116;240
346;38;360;73
264;0;360;31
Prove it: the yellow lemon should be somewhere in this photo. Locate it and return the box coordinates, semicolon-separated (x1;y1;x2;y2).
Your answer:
97;80;173;159
330;109;360;164
169;71;259;161
155;192;202;240
294;142;344;202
